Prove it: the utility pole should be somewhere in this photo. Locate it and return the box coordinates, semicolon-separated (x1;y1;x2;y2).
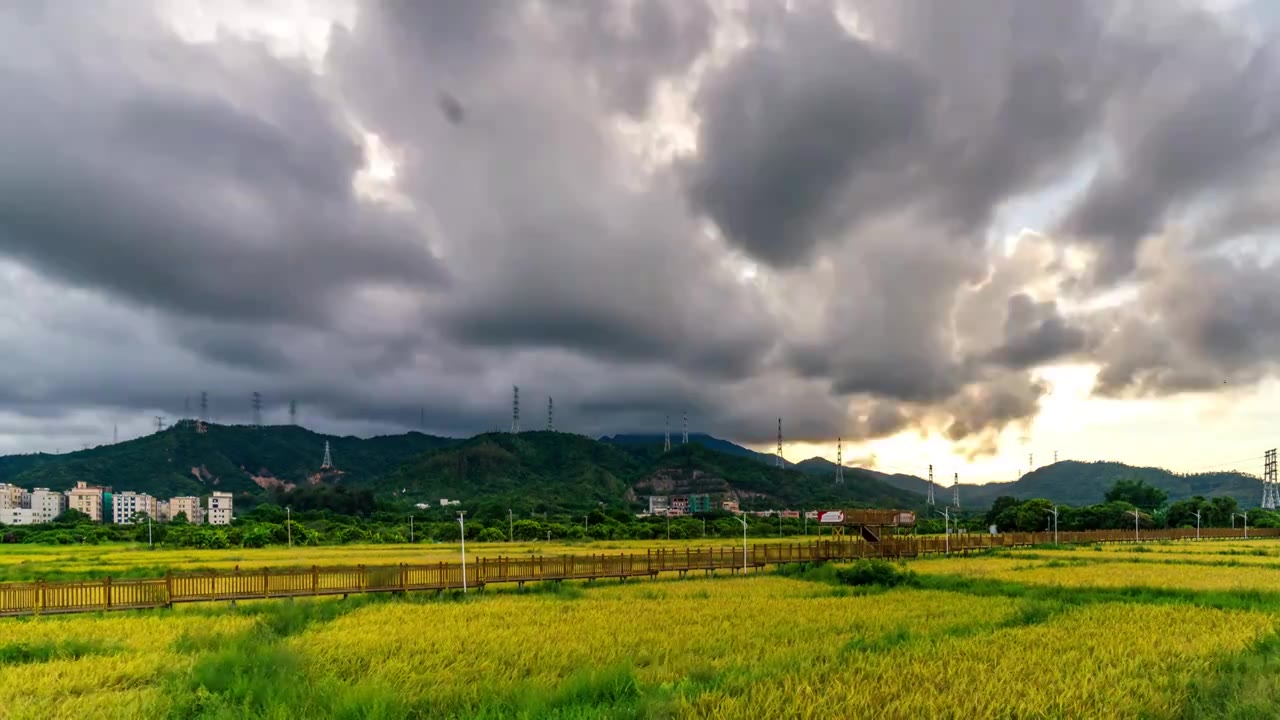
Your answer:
1126;510;1141;542
1234;512;1249;539
1046;505;1059;545
409;514;414;543
457;511;468;593
936;507;951;554
736;512;748;571
1191;510;1201;541
147;513;153;550
508;508;513;542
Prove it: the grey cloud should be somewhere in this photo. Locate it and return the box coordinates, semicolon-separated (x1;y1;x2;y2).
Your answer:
989;294;1089;369
1060;13;1280;280
686;5;930;266
0;5;445;327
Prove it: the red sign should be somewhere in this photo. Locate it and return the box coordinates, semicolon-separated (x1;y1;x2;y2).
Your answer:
817;510;845;524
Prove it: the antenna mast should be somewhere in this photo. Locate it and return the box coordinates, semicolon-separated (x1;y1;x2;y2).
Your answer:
1263;449;1278;510
835;437;844;484
776;418;784;468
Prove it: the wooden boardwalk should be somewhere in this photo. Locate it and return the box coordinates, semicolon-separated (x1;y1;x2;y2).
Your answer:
2;527;1274;617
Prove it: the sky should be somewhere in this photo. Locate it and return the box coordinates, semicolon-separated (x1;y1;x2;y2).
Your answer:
2;0;1280;484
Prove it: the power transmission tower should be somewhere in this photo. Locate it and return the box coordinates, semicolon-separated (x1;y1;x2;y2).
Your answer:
1054;450;1058;464
664;415;671;452
511;386;520;433
113;424;118;444
682;410;688;445
927;465;935;507
154;416;164;434
289;400;298;426
251;392;263;428
321;441;333;470
419;407;425;430
1263;449;1278;510
1029;453;1034;470
776;418;783;468
952;473;960;509
200;391;208;422
835;437;844;484
184;396;191;420
547;397;554;432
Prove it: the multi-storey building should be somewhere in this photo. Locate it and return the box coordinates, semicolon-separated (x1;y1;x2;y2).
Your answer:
169;496;203;524
112;492;158;524
721;499;740;513
65;482;104;522
156;500;171;522
29;488;65;524
206;492;233;525
0;483;24;510
670;496;690;515
0;508;35;525
688;494;712;514
647;496;670;515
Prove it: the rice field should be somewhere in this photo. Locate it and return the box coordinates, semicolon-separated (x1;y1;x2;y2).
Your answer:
6;538;1280;718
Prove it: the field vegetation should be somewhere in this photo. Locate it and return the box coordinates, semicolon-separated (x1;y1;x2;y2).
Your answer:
5;539;1280;717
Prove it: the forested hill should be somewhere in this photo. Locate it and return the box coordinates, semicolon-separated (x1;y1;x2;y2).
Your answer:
378;432;923;516
864;460;1262;509
0;425;924;514
0;424;455;499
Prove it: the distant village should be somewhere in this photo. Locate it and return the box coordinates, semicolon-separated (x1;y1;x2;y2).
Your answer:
642;494;815;520
0;482;233;526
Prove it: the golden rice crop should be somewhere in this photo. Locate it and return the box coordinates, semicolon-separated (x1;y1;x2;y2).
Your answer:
684;602;1273;718
0;610;256;720
290;576;1023;712
913;556;1280;592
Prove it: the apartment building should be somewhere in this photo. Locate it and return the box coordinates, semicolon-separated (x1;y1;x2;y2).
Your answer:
65;482;104;522
156;500;171;522
0;483;23;510
206;492;233;525
169;496;203;524
688;494;712;513
670;496;690;515
0;508;35;525
721;499;740;513
647;496;670;515
29;488;65;524
112;492;158;524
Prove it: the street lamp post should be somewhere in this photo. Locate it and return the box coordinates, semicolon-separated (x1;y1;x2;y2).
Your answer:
147;512;153;550
735;512;748;572
1046;505;1059;545
508;508;513;543
287;506;292;549
457;511;468;593
1234;512;1249;539
936;508;951;554
666;512;671;541
409;514;414;543
1125;510;1140;542
1191;510;1201;540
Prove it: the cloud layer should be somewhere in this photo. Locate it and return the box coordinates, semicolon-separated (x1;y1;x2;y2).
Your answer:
2;0;1279;461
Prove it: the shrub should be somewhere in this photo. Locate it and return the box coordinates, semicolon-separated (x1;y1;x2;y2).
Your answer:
834;559;917;588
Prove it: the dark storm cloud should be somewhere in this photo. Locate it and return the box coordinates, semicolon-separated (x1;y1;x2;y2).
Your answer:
1092;249;1280;397
3;0;1280;462
0;4;444;327
1060;10;1280;280
685;4;930;266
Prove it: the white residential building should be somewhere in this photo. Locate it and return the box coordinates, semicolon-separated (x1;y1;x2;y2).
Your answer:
206;492;233;525
29;488;65;524
169;496;203;524
112;492;158;524
438;498;460;507
0;508;35;525
0;483;23;510
156;500;171;522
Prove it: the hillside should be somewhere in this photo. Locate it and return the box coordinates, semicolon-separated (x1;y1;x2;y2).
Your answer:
0;423;456;499
600;433;789;467
960;461;1263;508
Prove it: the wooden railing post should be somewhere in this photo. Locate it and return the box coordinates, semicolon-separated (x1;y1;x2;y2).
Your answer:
264;569;270;598
104;576;112;611
312;566;319;595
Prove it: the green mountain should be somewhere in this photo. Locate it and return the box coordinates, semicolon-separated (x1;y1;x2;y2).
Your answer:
601;433;789;467
0;423;455;499
957;461;1263;508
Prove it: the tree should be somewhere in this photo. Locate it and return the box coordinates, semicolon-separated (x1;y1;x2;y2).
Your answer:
985;496;1022;527
1104;479;1167;511
53;508;90;524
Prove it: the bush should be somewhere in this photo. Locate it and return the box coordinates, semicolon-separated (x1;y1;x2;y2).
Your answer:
834;559;917;588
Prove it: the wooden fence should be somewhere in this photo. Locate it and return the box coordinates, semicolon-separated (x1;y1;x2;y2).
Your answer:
2;526;1276;617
